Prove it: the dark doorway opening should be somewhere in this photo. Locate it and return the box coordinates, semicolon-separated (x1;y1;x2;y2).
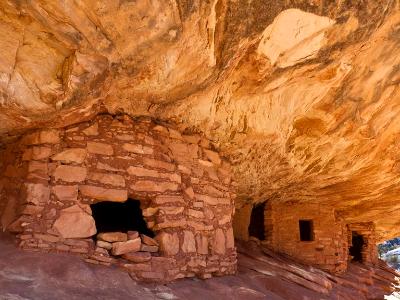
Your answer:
91;199;154;237
350;231;364;262
299;220;314;241
248;202;265;240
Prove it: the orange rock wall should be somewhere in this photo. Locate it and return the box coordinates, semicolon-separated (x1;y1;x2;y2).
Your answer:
0;114;237;281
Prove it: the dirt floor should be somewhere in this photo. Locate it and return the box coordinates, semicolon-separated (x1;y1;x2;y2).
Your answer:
0;232;398;300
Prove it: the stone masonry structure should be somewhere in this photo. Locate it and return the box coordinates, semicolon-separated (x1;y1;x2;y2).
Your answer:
233;200;378;274
0;114;237;282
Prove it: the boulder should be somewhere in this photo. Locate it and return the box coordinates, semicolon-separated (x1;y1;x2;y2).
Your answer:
53;205;96;238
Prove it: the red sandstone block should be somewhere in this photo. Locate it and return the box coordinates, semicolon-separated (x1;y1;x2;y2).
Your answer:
112;238;141;255
154;195;185;205
122;252;151;263
54;165;87;182
79;185;128;202
52;185;78;202
213;229;226;255
188;209;205;219
97;232;127;242
140;244;158;252
25;183;50;205
28;161;48;180
123;143;153;155
143;158;175;171
156;232;180;256
51;148;87;164
88;172;125;187
22;146;52;161
196;234;209;255
203;149;221;166
21;129;60;145
87;142;113;155
131;181;178;192
140;234;158;246
226;228;235;249
182;231;196;253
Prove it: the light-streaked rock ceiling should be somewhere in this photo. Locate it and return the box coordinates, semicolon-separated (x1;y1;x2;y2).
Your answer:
1;0;400;241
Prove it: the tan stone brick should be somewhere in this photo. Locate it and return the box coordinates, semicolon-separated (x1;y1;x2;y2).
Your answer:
188;209;205;219
127;231;139;240
154;195;185;205
87;142;113;155
182;231;196;253
83;123;98;136
154;220;187;230
156;232;179;256
53;205;96;239
183;135;201;144
79;185;128;202
199;159;214;167
196;234;209;255
195;194;230;206
52;148;87;164
97;162;124;172
226;228;235;249
127;166;159;177
131;181;178;192
204;149;222;166
184;187;195;199
97;240;113;250
25;183;50;205
52;185;78;202
123;143;153;155
160;206;184;215
140;244;158;252
22;146;52;161
115;134;134;141
33;233;60;243
97;232;127;242
112;238;141;255
21;205;43;215
22;129;60;145
54;165;87;182
88;172;125;187
143;158;175;171
213;228;226;255
140;234;158;246
28;161;48;180
142;207;159;217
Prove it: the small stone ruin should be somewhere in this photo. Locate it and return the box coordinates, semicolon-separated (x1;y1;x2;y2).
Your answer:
0;114;237;282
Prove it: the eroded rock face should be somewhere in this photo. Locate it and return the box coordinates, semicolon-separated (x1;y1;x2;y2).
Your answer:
0;1;400;242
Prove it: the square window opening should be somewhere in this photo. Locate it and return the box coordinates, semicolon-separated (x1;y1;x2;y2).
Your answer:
299;220;314;241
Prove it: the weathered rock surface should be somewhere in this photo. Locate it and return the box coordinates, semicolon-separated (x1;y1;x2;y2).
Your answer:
0;232;398;299
53;205;96;239
0;0;400;241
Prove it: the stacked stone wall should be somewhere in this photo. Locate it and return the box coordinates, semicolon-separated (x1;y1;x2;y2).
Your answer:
265;201;349;273
347;222;378;265
0;114;237;282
